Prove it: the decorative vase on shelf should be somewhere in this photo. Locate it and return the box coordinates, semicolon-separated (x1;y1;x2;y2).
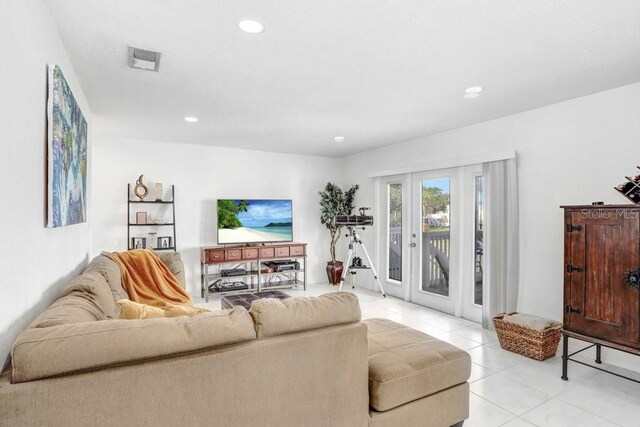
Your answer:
133;175;149;201
147;232;158;249
155;183;163;201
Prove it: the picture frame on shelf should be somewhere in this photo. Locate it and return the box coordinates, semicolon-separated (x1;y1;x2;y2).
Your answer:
157;236;172;249
136;212;147;224
131;237;146;249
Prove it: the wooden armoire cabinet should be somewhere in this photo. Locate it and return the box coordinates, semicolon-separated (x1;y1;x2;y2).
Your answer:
561;205;640;380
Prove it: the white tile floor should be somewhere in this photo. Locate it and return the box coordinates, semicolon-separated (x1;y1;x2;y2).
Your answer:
196;284;640;427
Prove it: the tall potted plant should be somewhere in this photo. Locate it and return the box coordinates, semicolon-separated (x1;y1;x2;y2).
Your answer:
319;182;359;284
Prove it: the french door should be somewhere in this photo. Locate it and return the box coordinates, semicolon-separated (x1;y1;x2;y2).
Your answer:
378;165;483;322
410;169;459;314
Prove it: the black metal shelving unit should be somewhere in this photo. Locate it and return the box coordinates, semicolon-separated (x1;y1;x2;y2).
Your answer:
127;184;176;251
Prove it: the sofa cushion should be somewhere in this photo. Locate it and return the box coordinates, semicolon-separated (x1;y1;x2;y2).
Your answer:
11;306;256;383
249;292;361;339
118;299;210;319
364;318;471;412
84;253;128;303
156;252;186;288
28;271;118;328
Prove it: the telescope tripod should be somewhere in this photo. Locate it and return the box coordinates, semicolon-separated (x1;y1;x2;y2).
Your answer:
339;228;386;297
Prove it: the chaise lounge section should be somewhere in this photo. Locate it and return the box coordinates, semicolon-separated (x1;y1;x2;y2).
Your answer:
0;252;470;426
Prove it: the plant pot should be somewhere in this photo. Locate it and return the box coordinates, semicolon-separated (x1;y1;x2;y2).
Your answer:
326;261;344;285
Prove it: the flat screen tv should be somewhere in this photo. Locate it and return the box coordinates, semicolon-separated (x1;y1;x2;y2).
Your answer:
217;199;293;244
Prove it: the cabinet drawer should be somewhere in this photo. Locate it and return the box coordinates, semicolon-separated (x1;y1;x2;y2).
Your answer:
243;248;259;260
290;245;305;256
226;249;242;261
260;247;275;258
275;246;290;257
207;250;225;263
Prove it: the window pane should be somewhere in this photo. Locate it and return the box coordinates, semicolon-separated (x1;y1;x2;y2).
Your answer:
388;183;402;281
421;178;451;296
474;176;484;306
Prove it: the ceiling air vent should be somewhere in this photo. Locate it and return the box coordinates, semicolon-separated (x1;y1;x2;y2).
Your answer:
128;46;161;72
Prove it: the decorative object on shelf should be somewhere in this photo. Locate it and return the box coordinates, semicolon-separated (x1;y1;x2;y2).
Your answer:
624;268;640;291
131;237;146;249
614;166;640;204
157;236;172;249
155;183;163;201
133;175;149;201
136;212;147;224
318;182;359;284
147;232;158;249
47;64;88;228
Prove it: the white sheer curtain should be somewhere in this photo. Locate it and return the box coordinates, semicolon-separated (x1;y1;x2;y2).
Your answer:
482;158;519;329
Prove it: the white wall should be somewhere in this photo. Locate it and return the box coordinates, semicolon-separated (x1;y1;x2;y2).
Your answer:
343;82;640;322
91;136;343;297
0;0;92;364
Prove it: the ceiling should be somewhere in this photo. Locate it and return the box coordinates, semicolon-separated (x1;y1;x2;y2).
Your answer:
44;0;640;157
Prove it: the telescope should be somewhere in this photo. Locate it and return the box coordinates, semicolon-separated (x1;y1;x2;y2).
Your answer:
334;207;386;297
333;207;374;227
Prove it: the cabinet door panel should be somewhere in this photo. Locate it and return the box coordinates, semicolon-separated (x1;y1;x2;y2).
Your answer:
584;224;622;325
566;210;640;345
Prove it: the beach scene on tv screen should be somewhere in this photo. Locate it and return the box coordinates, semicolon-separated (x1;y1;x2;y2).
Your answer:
217;199;293;243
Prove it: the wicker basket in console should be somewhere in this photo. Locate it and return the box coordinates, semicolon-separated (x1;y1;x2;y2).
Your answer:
492;312;562;361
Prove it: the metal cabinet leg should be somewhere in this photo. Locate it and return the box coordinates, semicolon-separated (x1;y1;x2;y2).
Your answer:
561;333;569;381
200;262;205;299
595;344;602;364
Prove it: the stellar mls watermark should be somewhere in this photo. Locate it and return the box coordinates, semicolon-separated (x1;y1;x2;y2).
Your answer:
580;209;639;219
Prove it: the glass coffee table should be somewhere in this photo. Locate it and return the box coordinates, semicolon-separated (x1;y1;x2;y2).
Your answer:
220;290;290;310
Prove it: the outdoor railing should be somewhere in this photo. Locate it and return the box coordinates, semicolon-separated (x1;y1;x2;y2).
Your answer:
423;230;450;291
389;227;402;281
388;227;451;287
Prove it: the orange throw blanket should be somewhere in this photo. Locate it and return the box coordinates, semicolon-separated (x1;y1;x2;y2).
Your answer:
107;249;192;308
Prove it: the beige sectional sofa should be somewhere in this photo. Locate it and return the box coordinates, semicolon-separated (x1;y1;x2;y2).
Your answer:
0;252;470;427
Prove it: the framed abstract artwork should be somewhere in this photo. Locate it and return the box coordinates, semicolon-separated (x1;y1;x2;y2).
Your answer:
47;64;88;228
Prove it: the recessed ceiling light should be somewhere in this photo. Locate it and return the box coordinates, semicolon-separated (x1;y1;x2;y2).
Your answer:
238;19;264;34
334;136;345;142
463;93;480;99
465;86;483;94
184;116;198;122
